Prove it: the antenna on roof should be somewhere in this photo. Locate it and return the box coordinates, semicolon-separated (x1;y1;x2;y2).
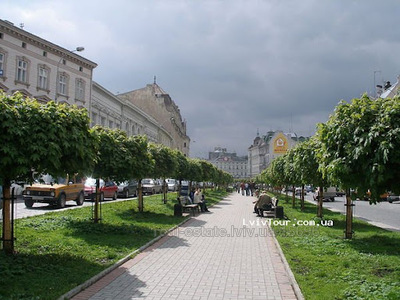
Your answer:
154;75;157;84
20;23;24;29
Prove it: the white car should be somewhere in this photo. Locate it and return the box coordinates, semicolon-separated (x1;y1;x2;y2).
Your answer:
313;187;336;202
166;179;178;191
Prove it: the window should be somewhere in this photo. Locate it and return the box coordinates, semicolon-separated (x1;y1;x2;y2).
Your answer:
43;51;47;57
100;116;106;126
79;66;83;72
16;58;28;82
38;65;48;90
108;120;113;128
0;52;4;75
57;73;67;95
22;42;27;48
125;122;130;135
75;78;85;101
91;112;97;127
0;33;3;39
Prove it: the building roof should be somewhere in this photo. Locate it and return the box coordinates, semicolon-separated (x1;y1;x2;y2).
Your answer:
0;19;97;69
380;76;400;99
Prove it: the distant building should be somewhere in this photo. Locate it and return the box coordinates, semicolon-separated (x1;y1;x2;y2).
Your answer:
248;130;308;178
208;147;248;178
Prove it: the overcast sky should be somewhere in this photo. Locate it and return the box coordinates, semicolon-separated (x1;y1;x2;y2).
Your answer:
3;0;400;157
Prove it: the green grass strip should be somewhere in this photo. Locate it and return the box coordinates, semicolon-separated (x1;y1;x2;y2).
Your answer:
269;193;400;300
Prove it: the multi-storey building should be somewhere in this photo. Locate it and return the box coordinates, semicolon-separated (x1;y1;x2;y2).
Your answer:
208;147;248;179
248;131;307;178
0;19;190;154
0;19;97;109
118;82;190;156
90;82;174;146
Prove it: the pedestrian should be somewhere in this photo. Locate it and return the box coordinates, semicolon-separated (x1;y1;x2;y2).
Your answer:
245;182;249;196
200;194;209;212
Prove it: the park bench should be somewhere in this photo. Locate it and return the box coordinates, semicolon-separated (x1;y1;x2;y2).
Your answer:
262;197;279;218
179;196;200;216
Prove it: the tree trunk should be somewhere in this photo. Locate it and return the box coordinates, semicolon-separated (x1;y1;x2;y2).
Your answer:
301;184;305;211
178;179;182;197
285;186;289;203
162;178;167;204
345;188;353;239
317;185;323;218
292;185;296;208
138;179;143;212
2;179;14;255
94;178;100;223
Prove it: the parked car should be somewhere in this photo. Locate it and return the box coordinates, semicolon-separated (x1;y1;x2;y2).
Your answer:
295;187;307;196
142;179;163;195
166;179;178;192
388;194;400;203
23;176;84;208
180;182;189;197
0;185;2;209
117;180;138;198
313;187;336;202
84;178;118;200
11;181;26;196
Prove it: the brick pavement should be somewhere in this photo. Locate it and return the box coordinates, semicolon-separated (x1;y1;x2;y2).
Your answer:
70;192;302;300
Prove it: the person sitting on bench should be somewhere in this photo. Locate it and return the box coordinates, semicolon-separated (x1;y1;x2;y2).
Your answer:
253;193;272;216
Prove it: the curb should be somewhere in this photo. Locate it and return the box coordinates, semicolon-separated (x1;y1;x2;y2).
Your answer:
57;216;192;300
269;224;305;300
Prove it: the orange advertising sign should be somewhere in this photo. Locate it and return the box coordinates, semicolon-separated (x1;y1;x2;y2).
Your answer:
273;133;288;154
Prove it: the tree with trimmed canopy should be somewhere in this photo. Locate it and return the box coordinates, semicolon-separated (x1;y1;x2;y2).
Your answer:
0;92;96;254
316;94;400;238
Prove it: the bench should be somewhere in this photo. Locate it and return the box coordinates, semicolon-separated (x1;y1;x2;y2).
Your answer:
260;197;279;218
179;196;200;216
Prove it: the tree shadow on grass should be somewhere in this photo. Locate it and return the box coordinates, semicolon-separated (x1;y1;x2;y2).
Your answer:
346;234;400;256
63;216;191;250
0;251;136;300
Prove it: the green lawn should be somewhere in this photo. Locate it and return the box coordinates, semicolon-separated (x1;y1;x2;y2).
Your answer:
270;193;400;300
0;189;226;300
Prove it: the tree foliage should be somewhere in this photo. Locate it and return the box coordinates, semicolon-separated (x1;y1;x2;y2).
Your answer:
0;92;95;183
316;94;400;201
148;143;177;179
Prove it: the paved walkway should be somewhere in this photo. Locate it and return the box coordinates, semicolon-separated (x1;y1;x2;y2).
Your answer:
71;193;302;300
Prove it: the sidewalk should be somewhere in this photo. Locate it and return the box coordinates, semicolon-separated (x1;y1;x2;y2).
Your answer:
70;192;302;300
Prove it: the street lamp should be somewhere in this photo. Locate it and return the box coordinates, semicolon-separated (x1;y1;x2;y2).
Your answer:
373;70;381;98
55;46;85;102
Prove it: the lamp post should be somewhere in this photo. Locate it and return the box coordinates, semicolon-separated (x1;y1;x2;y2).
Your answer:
55;46;84;102
373;70;381;98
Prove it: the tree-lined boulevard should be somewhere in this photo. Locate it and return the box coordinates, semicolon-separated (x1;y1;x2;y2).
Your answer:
0;92;232;255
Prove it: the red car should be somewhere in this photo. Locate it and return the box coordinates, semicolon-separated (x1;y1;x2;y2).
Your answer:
84;178;118;201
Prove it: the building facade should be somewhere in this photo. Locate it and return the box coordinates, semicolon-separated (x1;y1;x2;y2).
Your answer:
0;19;97;109
118;83;190;156
248;131;307;178
0;19;190;155
208;147;248;179
90;82;174;146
